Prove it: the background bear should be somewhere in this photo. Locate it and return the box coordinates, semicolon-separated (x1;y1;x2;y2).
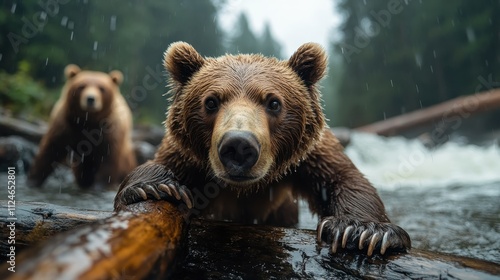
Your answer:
29;64;137;188
115;42;411;256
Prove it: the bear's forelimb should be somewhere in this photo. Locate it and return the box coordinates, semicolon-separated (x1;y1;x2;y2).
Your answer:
28;125;70;187
114;161;193;211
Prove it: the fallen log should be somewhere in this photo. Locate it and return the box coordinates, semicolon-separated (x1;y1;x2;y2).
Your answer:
0;115;164;145
357;89;500;136
0;201;187;280
0;116;46;143
0;201;499;279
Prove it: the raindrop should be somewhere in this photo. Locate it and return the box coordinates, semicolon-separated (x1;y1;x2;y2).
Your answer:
383;112;387;120
70;31;74;40
269;188;273;201
76;117;80;124
415;84;420;93
81;153;85;163
85;112;88;121
485;60;489;66
45;57;49;66
0;54;2;62
108;176;111;183
11;3;17;13
430;65;434;73
93;41;98;51
433;50;436;58
365;83;369;91
451;20;455;27
61;16;68;27
436;16;440;24
414;53;422;68
390;80;394;87
253;219;258;224
321;188;327;201
68;21;74;30
465;27;476;42
419;100;423;108
40;11;47;21
110;15;117;31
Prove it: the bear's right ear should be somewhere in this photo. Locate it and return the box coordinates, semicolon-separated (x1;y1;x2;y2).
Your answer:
64;64;81;79
163;42;205;86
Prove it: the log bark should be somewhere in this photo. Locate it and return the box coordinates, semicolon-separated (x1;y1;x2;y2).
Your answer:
357;89;500;136
1;201;187;280
1;201;499;279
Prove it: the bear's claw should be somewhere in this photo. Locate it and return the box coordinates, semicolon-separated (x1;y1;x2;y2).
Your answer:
317;217;411;256
118;181;193;209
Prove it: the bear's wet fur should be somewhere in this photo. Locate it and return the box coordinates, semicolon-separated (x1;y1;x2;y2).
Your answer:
29;65;136;188
114;42;410;256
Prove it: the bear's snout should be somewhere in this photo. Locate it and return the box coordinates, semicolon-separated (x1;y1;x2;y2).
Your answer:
218;131;260;178
87;96;96;108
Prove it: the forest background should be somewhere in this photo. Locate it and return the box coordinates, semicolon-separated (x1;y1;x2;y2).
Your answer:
1;0;498;129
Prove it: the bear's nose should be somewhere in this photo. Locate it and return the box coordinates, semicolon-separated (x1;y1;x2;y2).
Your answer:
218;131;260;172
87;96;95;107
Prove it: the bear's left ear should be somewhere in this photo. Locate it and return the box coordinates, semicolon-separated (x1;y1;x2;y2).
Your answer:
109;70;123;85
288;43;327;88
163;41;205;86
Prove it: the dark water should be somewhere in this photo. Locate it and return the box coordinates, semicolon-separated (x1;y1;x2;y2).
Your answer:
1;173;498;263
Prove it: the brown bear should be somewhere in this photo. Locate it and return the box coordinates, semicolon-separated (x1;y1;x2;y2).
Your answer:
28;64;137;188
114;42;411;256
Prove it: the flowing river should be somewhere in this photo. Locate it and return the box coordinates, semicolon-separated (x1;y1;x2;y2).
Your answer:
1;132;499;262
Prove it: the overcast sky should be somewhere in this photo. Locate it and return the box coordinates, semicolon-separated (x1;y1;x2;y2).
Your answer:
218;0;341;57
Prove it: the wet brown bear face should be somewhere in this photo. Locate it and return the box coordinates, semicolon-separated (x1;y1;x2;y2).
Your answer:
164;42;327;187
63;64;123;120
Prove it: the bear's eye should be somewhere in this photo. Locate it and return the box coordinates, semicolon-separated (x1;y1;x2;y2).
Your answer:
266;98;281;113
76;85;85;92
204;97;219;112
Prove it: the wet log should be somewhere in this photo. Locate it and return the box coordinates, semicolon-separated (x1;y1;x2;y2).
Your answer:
1;201;187;280
0;201;110;256
0;116;46;143
1;201;499;279
357;89;500;136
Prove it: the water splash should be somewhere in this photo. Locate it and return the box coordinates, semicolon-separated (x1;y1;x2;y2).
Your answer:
345;132;500;190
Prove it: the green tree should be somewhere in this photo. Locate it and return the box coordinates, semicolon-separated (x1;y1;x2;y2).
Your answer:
260;23;282;58
331;0;500;127
1;0;226;124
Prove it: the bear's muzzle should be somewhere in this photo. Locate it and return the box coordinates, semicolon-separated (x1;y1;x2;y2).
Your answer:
218;130;260;181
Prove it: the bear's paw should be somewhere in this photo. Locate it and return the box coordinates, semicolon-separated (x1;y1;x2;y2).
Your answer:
317;217;411;256
114;162;193;210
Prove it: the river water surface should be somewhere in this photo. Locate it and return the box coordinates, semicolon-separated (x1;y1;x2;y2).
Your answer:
2;132;499;263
